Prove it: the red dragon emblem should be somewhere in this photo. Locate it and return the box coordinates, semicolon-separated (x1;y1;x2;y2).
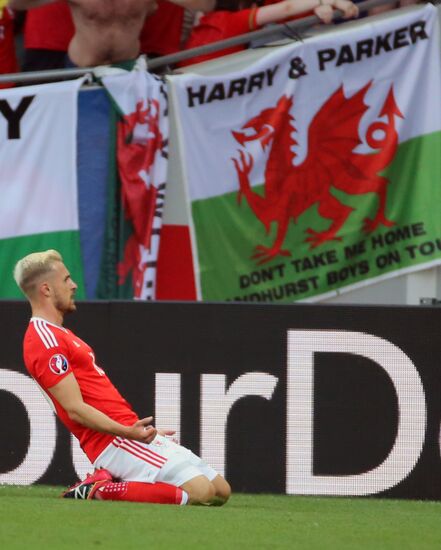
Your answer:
116;99;166;297
232;83;403;265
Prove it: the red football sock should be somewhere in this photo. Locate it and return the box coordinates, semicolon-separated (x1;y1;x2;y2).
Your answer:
93;481;188;505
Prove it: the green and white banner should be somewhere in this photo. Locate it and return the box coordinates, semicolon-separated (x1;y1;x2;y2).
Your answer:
170;5;441;302
0;78;86;298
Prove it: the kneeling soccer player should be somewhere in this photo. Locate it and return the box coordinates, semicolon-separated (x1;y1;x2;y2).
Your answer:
14;250;231;506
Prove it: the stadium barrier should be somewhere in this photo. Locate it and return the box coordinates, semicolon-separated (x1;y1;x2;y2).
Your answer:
1;300;440;499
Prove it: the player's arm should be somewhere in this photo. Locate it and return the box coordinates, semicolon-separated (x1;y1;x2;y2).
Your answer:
166;0;215;14
7;0;55;9
48;372;157;444
255;0;358;26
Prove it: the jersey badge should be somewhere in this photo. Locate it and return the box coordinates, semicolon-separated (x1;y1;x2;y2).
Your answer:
48;354;69;375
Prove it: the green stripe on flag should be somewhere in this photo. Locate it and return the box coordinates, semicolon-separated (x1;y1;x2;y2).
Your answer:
0;230;86;299
192;132;441;302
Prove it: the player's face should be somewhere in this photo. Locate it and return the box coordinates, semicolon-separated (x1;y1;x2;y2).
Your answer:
50;262;78;314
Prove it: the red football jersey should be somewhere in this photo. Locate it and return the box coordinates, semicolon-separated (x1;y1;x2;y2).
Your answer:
140;0;185;57
180;8;259;68
24;2;74;51
180;7;313;68
23;317;139;463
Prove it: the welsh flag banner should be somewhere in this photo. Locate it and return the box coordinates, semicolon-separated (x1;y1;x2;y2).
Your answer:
169;5;441;302
100;58;169;300
0;78;86;298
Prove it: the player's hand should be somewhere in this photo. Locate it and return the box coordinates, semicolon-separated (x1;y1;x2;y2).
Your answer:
128;416;157;443
157;429;179;444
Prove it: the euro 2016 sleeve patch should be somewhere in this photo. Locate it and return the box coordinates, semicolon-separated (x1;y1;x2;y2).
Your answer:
48;354;70;375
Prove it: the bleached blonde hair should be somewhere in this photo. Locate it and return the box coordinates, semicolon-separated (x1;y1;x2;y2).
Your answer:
13;250;63;297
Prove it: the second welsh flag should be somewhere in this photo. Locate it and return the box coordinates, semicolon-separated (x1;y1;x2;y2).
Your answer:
169;5;441;303
100;58;169;300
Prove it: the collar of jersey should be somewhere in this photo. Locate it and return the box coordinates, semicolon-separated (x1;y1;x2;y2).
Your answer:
31;316;68;332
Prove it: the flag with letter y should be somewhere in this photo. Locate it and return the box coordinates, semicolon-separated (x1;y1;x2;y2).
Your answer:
0;78;86;298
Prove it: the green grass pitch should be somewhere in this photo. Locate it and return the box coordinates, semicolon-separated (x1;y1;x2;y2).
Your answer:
1;486;441;549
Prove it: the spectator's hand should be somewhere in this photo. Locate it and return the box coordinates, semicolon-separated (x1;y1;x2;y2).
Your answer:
314;0;359;23
333;0;359;19
127;416;157;443
314;3;334;23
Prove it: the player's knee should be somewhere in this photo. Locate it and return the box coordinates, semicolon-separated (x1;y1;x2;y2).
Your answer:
215;479;231;504
195;481;216;504
185;477;216;504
